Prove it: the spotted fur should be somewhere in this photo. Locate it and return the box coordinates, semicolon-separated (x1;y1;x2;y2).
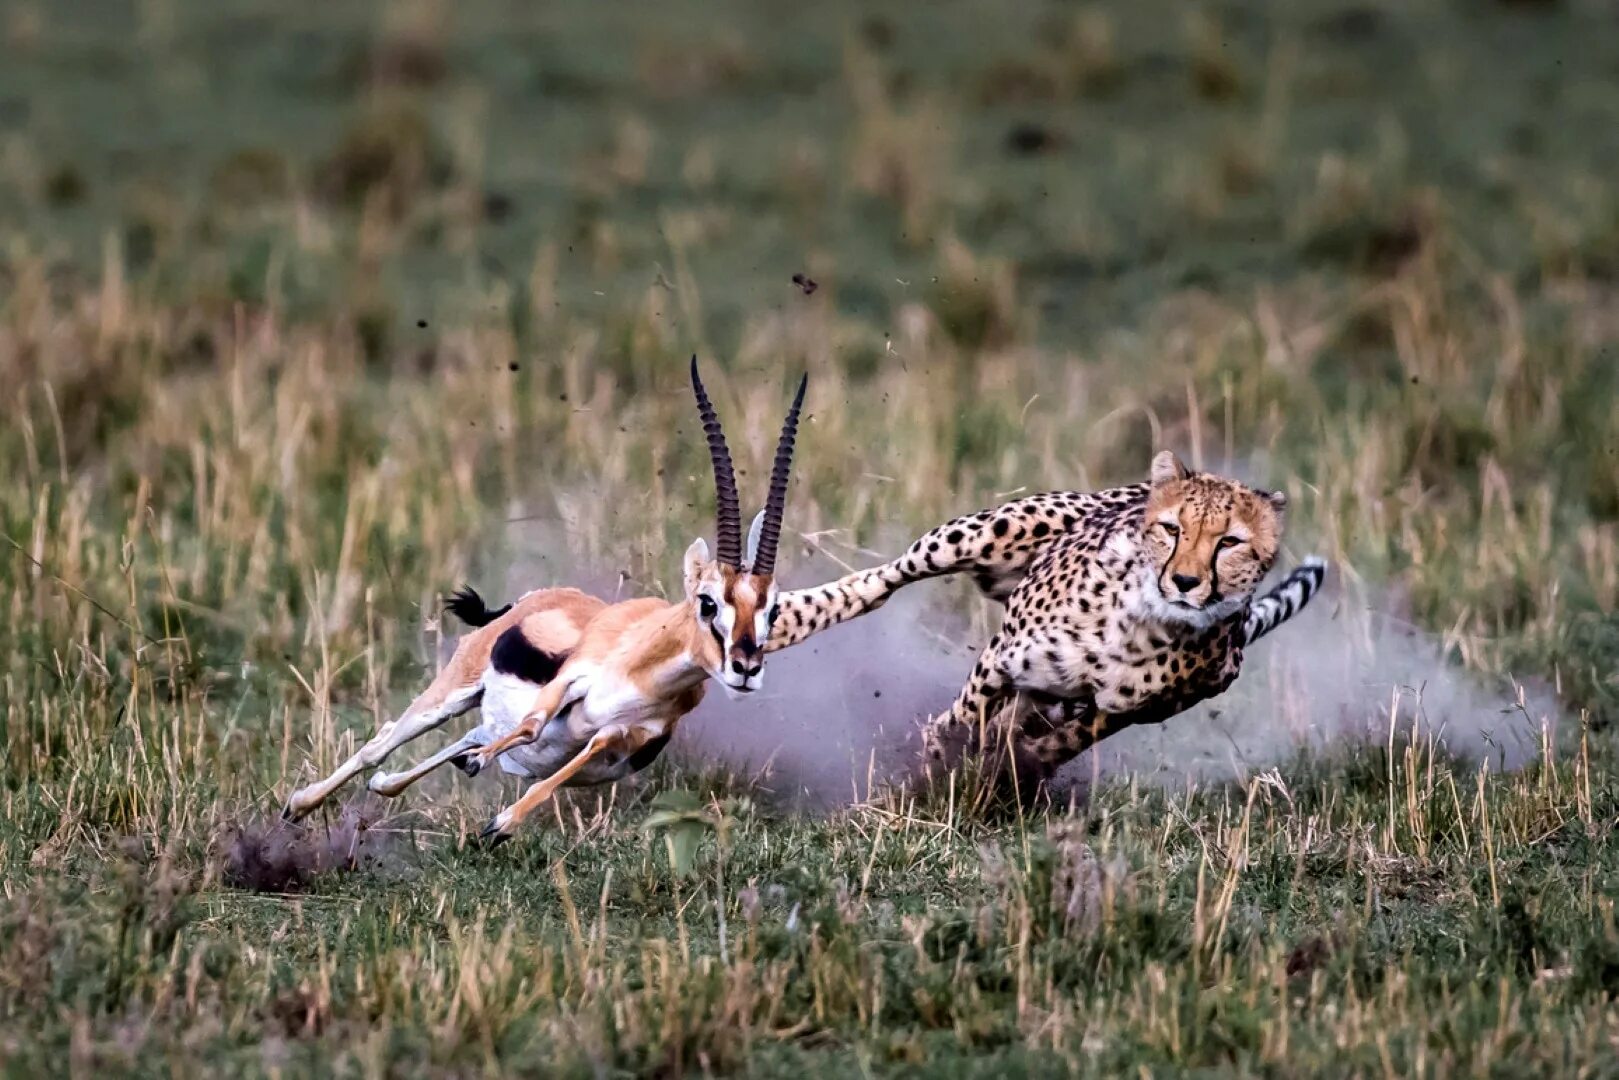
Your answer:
769;452;1328;779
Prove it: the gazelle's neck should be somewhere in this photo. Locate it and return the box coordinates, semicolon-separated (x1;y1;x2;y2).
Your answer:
648;598;716;693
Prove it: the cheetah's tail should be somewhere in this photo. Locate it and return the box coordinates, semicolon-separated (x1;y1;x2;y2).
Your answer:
1242;557;1327;647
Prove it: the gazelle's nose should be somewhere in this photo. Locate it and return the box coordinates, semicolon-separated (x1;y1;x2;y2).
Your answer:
730;658;761;677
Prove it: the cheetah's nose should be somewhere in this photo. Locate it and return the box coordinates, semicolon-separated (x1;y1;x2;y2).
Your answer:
1170;573;1201;593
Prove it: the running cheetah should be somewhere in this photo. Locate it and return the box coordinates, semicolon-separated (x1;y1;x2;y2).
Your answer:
767;451;1327;780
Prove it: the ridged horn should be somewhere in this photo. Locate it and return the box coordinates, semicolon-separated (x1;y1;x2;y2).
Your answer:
748;373;807;578
689;356;743;568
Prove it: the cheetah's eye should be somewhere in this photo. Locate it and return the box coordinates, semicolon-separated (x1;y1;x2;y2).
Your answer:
1159;522;1180;537
1217;536;1241;550
698;595;719;619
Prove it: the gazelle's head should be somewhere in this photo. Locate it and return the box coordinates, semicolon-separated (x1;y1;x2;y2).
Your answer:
682;357;806;694
1139;450;1287;628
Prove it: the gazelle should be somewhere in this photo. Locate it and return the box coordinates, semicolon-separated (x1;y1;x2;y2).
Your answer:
282;358;807;844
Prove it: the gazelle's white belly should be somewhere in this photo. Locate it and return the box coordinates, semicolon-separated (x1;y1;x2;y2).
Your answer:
467;671;556;778
471;669;675;783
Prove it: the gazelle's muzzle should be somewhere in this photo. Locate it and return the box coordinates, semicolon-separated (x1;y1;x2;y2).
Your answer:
722;641;763;692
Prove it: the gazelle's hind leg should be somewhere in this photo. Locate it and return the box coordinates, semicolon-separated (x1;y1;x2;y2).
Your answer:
283;674;483;820
366;730;487;798
478;724;634;845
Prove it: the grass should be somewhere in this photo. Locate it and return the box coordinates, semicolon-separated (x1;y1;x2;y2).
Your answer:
2;0;1618;1074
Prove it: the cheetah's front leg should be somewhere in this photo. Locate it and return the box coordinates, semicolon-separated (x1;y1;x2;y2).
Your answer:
919;636;1013;763
1014;705;1117;774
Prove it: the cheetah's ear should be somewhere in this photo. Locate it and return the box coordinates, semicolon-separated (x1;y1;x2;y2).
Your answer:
1267;490;1289;515
1150;450;1189;487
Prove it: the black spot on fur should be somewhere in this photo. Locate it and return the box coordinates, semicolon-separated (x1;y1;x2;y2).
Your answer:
444;585;511;627
490;626;566;684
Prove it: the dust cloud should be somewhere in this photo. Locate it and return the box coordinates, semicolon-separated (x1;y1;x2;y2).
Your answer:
1074;569;1563;787
221;803;402;893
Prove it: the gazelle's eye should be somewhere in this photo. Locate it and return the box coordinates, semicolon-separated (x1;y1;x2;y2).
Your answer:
1160;522;1180;537
1217;536;1240;550
698;595;719;619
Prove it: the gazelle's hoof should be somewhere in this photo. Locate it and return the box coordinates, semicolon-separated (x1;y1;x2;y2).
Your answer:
281;798;309;823
365;772;396;796
475;819;511;847
452;751;484;778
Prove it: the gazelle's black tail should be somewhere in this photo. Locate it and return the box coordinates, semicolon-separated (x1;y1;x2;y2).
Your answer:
1242;558;1328;646
444;585;512;627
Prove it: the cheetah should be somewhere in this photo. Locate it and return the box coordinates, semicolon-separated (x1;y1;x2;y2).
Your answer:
767;451;1327;780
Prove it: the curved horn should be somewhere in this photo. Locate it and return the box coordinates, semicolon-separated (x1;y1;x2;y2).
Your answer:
749;373;807;578
689;356;743;567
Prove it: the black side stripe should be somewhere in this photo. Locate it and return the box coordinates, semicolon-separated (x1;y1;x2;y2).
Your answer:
628;731;674;772
490;626;567;685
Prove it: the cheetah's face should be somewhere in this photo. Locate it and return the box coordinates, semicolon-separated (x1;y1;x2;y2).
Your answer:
1139;451;1286;627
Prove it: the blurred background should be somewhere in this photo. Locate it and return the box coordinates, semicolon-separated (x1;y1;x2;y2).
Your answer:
9;2;1619;341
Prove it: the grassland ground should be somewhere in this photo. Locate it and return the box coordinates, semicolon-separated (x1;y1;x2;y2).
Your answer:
3;0;1619;1074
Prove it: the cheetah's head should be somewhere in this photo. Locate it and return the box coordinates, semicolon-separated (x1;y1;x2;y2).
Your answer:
1138;450;1286;628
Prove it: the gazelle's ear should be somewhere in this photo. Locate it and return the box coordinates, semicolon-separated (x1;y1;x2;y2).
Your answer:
745;510;766;570
1150;450;1188;487
683;538;710;592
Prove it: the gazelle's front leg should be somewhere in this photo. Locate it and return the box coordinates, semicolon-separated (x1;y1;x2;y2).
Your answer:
366;731;485;798
478;724;634;845
283;677;482;820
458;672;584;777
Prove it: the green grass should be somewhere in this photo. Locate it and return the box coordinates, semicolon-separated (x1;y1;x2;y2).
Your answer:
2;0;1619;1074
5;745;1619;1074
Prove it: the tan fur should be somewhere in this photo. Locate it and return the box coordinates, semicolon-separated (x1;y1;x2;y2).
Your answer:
282;588;603;819
283;555;785;840
447;589;605;680
285;362;806;833
455;549;785;840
